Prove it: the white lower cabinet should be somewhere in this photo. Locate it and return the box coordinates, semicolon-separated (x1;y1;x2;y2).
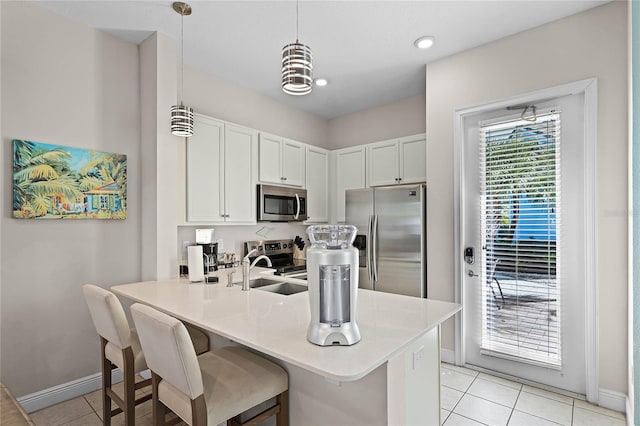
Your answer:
335;146;366;222
305;146;329;223
186;114;256;223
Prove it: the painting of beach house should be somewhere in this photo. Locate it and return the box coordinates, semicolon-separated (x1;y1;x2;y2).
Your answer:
12;140;127;219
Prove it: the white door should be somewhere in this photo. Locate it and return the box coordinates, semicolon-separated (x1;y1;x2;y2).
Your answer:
368;140;399;186
305;146;329;223
224;124;256;223
282;139;305;187
335;146;366;222
258;133;282;185
398;134;426;184
186;115;224;222
461;94;587;394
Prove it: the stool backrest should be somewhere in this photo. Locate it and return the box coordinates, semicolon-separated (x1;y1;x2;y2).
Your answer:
130;303;204;400
82;284;131;349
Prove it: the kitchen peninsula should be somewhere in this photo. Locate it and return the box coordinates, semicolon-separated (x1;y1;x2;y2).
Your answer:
112;274;460;426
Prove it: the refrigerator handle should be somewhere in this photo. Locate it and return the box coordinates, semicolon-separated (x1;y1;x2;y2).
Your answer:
372;215;379;282
367;215;373;283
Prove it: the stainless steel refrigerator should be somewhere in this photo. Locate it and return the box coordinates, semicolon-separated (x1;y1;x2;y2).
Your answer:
346;184;426;298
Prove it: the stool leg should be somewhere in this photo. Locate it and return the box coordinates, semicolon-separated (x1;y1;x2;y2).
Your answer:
152;372;166;426
123;347;135;426
276;390;289;426
100;338;112;426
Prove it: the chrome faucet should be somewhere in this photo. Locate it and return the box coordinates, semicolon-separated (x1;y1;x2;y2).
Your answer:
242;249;272;291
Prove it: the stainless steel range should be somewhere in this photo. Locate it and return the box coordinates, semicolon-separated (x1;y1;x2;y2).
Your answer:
243;239;306;278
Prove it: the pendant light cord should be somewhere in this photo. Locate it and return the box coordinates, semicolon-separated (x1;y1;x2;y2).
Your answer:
180;7;184;103
296;0;299;42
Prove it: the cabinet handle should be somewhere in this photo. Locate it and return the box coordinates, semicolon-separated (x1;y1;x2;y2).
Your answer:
282;177;287;181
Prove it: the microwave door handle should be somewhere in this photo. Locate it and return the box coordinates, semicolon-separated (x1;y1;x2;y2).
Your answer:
294;193;300;219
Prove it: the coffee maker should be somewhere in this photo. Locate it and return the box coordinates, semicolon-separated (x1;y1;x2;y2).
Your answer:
195;229;218;274
306;225;361;346
199;243;218;274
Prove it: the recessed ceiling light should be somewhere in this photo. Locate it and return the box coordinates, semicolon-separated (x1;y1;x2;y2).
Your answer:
315;78;328;87
414;36;434;49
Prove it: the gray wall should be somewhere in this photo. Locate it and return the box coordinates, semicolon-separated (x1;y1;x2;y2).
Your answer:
184;64;329;149
327;94;426;149
1;2;141;396
425;2;628;393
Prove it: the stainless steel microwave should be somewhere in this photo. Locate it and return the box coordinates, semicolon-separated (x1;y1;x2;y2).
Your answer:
257;184;307;222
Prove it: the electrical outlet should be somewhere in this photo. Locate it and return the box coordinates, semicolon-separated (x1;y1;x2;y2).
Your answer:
412;346;425;370
182;241;191;254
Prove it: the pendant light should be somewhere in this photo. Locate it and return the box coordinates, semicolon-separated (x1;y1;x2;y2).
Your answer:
171;2;194;137
281;0;313;96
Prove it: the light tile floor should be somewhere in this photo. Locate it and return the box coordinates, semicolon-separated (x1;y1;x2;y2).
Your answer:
441;363;627;426
28;365;626;426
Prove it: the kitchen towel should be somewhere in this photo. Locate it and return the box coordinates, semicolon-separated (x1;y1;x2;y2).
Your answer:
187;246;205;282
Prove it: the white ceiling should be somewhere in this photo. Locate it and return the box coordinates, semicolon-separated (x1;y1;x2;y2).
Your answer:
37;0;609;119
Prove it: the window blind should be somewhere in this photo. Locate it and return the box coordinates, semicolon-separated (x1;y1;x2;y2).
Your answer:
479;112;562;367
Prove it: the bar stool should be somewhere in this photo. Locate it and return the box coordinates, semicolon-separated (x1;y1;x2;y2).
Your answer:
83;284;152;426
130;303;289;426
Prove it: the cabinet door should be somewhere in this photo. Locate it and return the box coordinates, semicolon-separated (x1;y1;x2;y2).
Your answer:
368;140;399;186
225;124;257;223
305;146;329;223
336;146;366;222
258;133;282;185
282;139;305;187
399;134;426;184
186;115;224;222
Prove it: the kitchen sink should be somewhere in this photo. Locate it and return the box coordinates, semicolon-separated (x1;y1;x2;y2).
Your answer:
242;278;308;295
245;278;280;289
257;282;308;295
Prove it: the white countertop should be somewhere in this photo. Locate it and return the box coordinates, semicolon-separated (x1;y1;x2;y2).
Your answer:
112;274;460;382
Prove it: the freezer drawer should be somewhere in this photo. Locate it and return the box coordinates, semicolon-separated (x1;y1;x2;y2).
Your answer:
375;258;425;298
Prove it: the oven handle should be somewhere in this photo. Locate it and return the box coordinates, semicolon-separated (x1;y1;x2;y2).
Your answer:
294;193;300;220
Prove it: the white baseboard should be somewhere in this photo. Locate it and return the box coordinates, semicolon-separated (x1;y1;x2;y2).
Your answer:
17;369;122;414
598;388;627;413
626;394;633;426
441;348;455;364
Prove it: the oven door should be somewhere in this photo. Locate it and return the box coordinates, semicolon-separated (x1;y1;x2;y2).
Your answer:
258;184;307;222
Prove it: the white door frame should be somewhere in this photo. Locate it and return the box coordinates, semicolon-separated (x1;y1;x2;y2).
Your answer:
452;78;598;402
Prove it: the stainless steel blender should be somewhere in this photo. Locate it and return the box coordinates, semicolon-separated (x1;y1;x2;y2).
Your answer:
306;225;361;346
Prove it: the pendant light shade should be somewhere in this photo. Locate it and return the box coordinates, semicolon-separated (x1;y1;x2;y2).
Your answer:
282;41;313;95
171;103;194;137
282;0;313;96
171;2;193;137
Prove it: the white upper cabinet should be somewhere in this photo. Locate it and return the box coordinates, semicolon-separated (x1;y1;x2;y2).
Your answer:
367;134;426;186
305;146;329;223
398;134;427;184
367;139;399;187
186;114;257;224
335;146;366;222
186;115;224;223
224;124;258;223
259;133;305;187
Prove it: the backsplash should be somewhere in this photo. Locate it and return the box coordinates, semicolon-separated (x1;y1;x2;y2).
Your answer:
177;223;310;264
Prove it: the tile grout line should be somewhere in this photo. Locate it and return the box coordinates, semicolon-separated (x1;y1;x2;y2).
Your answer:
505;385;523;426
570;397;574;426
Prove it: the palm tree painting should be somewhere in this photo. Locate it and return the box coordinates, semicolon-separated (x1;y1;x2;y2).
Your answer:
12;140;127;219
